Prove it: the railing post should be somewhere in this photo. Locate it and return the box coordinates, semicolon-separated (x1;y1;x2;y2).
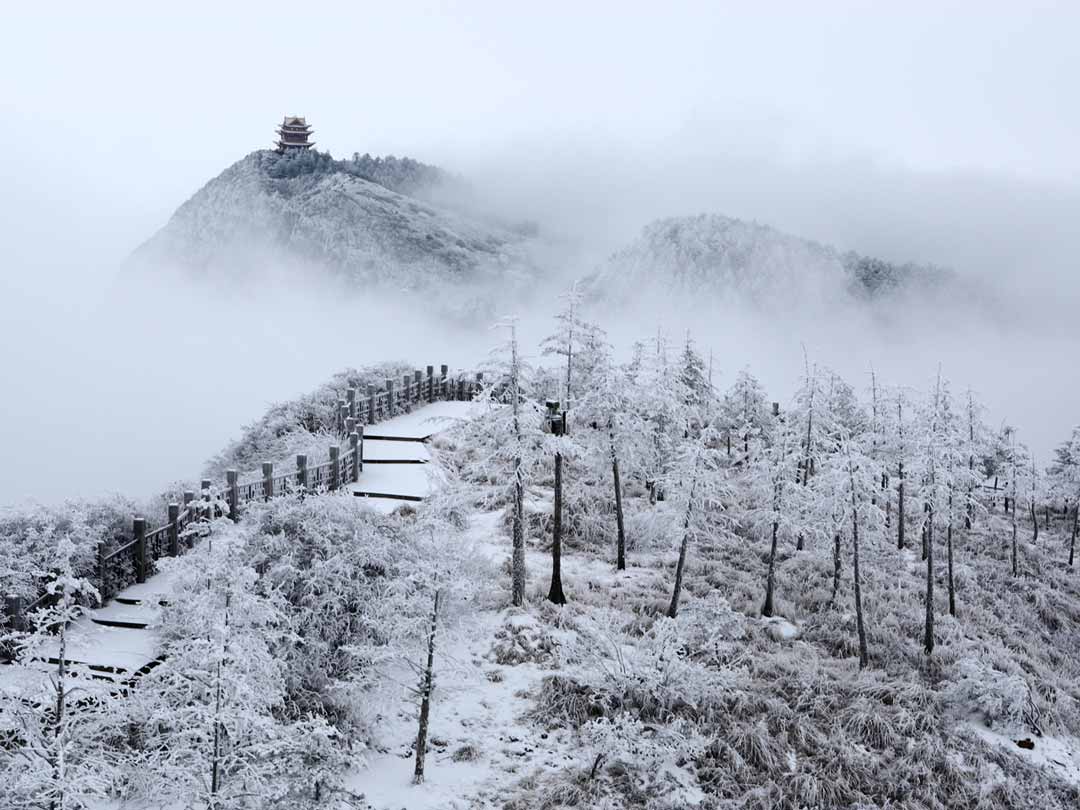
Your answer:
96;542;108;601
226;470;239;520
357;424;364;475
349;431;360;483
347;387;357;420
367;384;377;424
414;370;423;406
337;398;347;435
329;445;340;491
402;374;411;409
440;365;449;399
168;503;180;556
385;379;395;417
262;462;274;501
4;594;25;637
427;365;435;402
201;479;212;520
134;517;148;584
296;454;309;492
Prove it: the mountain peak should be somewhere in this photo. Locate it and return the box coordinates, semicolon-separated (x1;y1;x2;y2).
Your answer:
131;149;534;289
592;212;951;304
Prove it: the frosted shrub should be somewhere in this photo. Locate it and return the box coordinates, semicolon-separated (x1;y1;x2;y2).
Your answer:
571;614;733;725
0;497;135;603
624;506;675;553
678;591;748;657
949;657;1033;729
584;713;702;769
204;362;415;477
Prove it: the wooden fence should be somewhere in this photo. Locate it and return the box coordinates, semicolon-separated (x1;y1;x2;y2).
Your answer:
4;365;482;635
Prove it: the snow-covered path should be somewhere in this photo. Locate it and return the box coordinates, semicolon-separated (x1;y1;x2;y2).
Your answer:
349;401;476;509
6;566;181;688
364;401;477;440
4;401;479;686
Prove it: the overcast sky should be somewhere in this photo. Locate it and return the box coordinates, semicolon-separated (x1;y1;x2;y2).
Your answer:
1;2;1077;502
3;1;1079;261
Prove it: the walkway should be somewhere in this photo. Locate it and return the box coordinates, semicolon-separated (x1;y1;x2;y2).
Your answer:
8;400;477;684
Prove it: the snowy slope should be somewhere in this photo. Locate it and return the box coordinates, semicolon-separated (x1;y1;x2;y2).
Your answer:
131;150;538;290
590;213;953;305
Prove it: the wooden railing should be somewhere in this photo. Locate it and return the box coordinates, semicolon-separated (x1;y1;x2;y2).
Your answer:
4;365;483;634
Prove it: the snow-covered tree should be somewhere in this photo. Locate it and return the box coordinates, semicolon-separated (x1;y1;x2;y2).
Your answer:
1;533;121;810
129;527;318;808
664;422;732;618
1047;426;1080;566
575;329;648;570
747;406;810;618
469;319;546;606
634;330;691;503
678;332;711;412
720;368;773;464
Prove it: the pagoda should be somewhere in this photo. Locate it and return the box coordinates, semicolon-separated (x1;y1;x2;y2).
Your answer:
274;115;315;153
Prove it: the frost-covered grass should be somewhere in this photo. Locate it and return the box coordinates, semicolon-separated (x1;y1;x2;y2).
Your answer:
406;424;1080;810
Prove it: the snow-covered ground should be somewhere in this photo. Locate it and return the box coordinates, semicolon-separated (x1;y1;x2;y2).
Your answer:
363;438;431;462
967;722;1080;789
364;401;479;439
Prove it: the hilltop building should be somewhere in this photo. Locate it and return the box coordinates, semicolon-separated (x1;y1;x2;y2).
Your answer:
275;116;315;153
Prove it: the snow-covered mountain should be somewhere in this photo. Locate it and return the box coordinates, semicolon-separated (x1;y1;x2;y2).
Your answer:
590;213;953;307
134;154;962;316
131;150;538;291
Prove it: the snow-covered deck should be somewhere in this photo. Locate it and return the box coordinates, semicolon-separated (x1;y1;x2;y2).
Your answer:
348;400;474;511
8;568;179;688
363;400;476;439
3;402;478;685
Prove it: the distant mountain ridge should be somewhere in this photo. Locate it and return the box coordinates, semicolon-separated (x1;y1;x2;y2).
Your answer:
132;149;537;290
135;152;959;313
590;213;952;304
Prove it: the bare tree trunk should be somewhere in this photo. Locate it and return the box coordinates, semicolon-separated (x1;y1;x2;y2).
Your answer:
413;590;440;785
667;471;698;619
897;397;906;550
50;601;68;810
847;456;869;669
1011;473;1019;577
763;520;779;618
510;324;526;608
211;591;230;799
924;501;935;655
610;426;627;571
947;492;956;617
547;452;567;605
1070;501;1077;567
831;531;842;604
512;461;526;606
966;392;976;530
1030;456;1039;543
897;461;906;550
921;502;929;562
